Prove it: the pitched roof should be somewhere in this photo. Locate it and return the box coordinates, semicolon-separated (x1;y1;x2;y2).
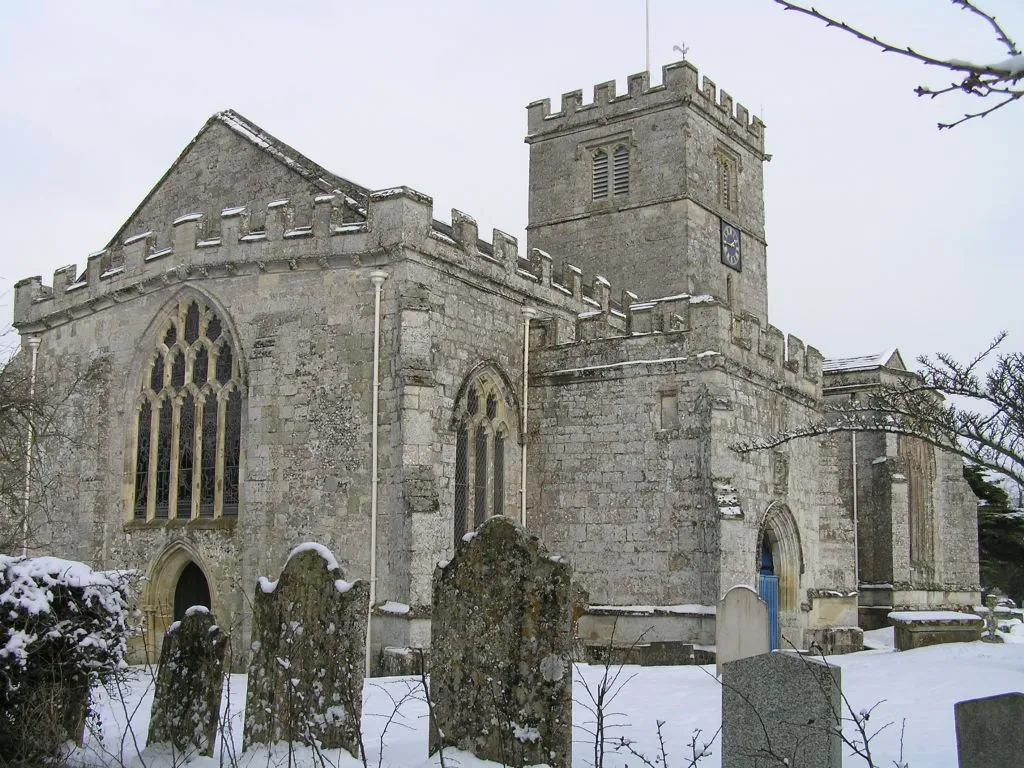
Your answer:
106;109;369;248
822;349;907;373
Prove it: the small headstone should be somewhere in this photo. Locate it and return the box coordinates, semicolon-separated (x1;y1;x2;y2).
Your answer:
242;543;369;757
716;585;770;675
147;606;227;757
722;652;842;768
430;516;573;768
955;692;1024;768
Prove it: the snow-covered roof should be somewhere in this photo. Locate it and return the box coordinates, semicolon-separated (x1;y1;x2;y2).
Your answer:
823;348;905;374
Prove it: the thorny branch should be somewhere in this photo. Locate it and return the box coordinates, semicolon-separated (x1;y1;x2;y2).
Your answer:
772;0;1024;128
734;333;1024;489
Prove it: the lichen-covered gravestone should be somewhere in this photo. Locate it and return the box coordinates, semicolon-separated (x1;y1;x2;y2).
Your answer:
430;515;573;768
722;652;842;768
955;692;1024;768
147;606;227;757
242;544;369;756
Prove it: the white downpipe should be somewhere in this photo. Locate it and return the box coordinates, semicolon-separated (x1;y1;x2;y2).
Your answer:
367;270;388;676
852;432;859;585
520;307;538;527
21;336;41;557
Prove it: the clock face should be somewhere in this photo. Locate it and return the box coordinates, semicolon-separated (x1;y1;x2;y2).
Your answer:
721;220;742;271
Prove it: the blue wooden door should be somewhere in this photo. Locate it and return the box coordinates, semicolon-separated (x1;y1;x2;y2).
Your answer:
759;574;780;651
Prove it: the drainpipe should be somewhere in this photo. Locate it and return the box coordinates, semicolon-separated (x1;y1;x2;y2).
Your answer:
20;336;40;558
520;307;538;527
852;432;859;585
367;270;388;675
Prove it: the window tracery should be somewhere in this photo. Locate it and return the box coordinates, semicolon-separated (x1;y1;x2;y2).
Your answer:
132;298;242;521
453;371;516;544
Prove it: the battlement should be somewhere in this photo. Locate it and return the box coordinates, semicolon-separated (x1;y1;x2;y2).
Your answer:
529;294;822;400
526;60;765;154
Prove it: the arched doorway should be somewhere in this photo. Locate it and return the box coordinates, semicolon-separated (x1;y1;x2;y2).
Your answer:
173;561;211;621
756;503;803;647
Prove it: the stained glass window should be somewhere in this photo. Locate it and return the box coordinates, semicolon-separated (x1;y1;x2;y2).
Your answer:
132;297;243;522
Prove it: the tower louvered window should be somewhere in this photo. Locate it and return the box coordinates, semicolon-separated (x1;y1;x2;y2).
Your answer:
132;298;243;522
592;144;630;201
613;146;630;196
452;371;516;545
592;149;609;200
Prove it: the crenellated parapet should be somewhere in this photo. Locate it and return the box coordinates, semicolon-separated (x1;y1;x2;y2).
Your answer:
526;60;765;155
528;293;822;400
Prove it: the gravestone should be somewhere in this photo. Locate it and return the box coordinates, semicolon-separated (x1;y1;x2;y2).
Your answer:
716;585;770;675
242;543;369;757
722;652;842;768
147;606;227;757
955;692;1024;768
430;515;573;768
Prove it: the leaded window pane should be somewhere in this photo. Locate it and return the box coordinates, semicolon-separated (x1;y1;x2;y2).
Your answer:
170;349;185;389
223;390;241;516
486;393;497;420
163;325;177;347
474;425;487;528
193;347;209;385
154;400;173;518
215;344;233;384
206;316;221;341
455;427;468;541
150;354;164;391
134;402;151;519
184;302;201;344
467;386;478;416
493;433;504;518
199;391;217;517
177;394;196;519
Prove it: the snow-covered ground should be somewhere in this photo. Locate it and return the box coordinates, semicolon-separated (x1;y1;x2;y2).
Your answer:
70;629;1024;768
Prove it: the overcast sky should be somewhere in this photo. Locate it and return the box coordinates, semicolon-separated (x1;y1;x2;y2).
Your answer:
1;0;1021;365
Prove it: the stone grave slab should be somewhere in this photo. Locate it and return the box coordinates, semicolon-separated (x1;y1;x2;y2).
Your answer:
955;691;1024;768
716;585;770;675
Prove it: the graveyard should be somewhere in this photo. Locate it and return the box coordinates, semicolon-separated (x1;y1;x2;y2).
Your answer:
68;629;1024;768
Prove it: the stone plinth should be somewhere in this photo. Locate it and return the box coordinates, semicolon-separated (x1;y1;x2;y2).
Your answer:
888;611;982;651
242;544;369;757
955;692;1024;768
430;516;573;768
716;585;769;675
147;606;227;757
722;652;842;768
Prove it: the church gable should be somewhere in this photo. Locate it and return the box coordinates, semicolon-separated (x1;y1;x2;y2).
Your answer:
109;110;369;247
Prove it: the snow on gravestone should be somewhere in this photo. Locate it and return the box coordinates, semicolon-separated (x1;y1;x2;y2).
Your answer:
716;584;770;676
430;515;573;768
242;544;369;756
147;605;227;757
722;652;842;768
955;691;1024;768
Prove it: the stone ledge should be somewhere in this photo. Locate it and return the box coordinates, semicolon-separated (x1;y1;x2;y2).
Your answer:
122;516;238;533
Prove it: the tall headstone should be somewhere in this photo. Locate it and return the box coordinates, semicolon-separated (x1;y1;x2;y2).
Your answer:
716;585;770;675
430;516;573;768
147;606;227;757
955;692;1024;768
722;652;842;768
242;544;369;757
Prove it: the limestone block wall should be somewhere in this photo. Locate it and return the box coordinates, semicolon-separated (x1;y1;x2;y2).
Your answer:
527;333;719;606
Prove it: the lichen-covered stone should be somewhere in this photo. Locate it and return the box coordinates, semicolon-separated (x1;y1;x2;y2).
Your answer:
242;544;369;757
147;606;227;757
429;516;573;767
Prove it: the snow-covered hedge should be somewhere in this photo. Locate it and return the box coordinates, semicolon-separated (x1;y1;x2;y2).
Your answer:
0;555;134;763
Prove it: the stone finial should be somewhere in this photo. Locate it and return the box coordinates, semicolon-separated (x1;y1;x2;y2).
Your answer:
430;516;573;768
242;543;370;757
147;606;227;757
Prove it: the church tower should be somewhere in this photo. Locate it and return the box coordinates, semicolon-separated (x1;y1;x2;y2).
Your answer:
525;60;769;320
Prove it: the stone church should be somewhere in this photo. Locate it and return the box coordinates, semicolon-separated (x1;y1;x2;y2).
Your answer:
13;59;980;667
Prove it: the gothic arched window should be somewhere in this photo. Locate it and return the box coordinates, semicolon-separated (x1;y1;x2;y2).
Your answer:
132;298;243;521
453;372;516;544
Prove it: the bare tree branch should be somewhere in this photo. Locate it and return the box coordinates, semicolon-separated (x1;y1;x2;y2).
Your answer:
772;0;1024;128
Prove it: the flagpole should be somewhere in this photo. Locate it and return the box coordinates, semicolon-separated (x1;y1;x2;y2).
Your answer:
645;0;651;73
